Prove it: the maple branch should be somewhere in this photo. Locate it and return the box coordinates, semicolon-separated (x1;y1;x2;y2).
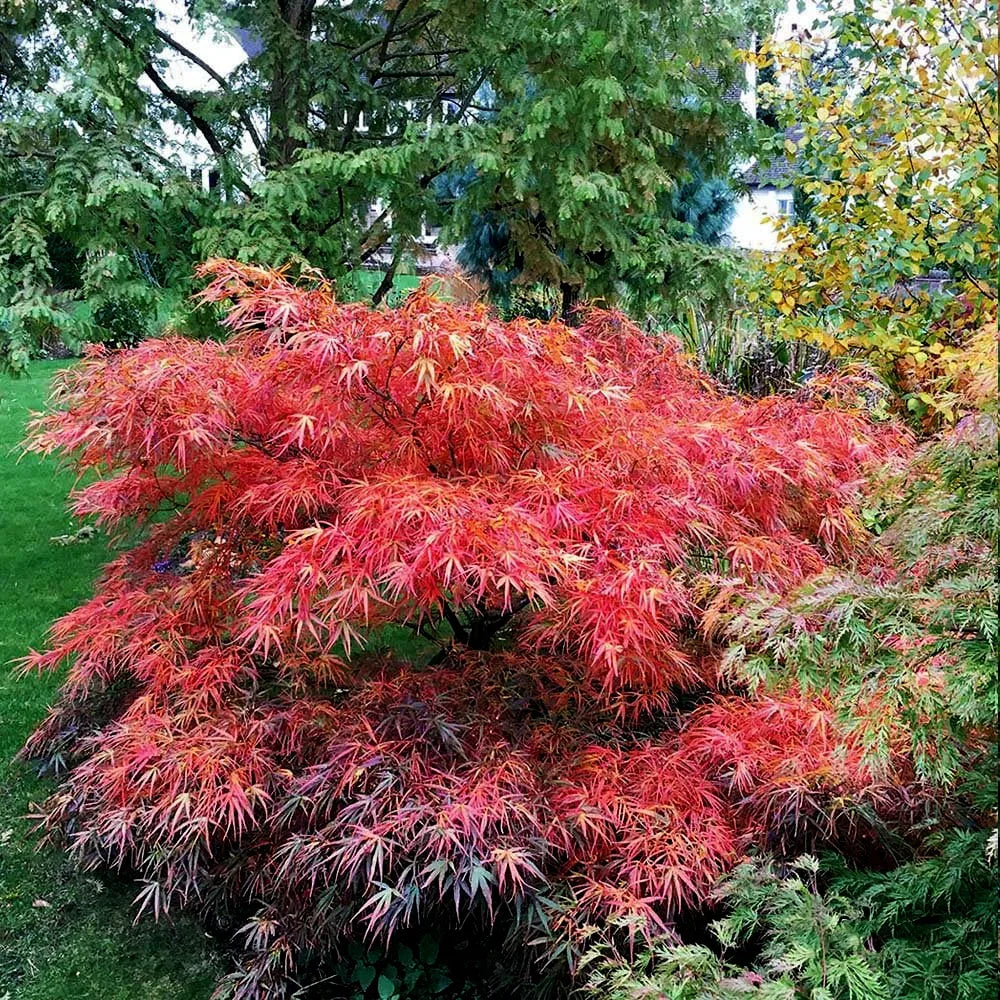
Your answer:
400;617;448;649
440;603;469;644
956;268;996;300
347;5;437;61
339;2;441;153
445;69;493;124
382;47;468;62
376;70;457;80
358;208;392;260
361;375;406;419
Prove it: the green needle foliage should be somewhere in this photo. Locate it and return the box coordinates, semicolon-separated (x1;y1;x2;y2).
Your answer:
580;845;997;1000
826;831;997;1000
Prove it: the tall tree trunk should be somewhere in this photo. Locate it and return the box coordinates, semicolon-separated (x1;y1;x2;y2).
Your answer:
266;0;316;169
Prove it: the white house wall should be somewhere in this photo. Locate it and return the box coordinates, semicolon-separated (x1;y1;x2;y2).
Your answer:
728;187;793;252
724;2;818;251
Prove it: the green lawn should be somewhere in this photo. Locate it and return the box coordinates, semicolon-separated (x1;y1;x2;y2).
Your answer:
339;269;423;304
0;362;221;999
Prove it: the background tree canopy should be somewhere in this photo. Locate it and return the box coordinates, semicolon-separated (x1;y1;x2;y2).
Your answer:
0;0;781;367
754;0;998;425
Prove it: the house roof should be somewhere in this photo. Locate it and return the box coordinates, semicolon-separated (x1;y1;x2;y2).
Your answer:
741;125;802;187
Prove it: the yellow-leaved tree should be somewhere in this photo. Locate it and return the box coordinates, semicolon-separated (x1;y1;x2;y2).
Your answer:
754;0;997;426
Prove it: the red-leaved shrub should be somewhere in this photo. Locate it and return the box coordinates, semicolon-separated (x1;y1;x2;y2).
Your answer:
22;261;918;997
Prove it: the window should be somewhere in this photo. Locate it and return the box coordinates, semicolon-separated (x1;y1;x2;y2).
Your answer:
777;197;793;217
419;219;442;246
342;110;368;132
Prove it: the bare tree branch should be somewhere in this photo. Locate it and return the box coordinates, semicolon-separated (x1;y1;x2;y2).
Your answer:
144;21;266;155
87;6;252;196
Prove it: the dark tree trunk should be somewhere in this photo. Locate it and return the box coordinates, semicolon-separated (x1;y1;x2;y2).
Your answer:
560;281;580;323
266;0;317;169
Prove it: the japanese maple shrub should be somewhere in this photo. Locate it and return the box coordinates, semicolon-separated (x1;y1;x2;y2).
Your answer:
23;260;912;997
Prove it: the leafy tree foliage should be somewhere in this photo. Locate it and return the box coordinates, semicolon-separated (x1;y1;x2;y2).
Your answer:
21;261;914;997
449;155;737;317
752;0;998;424
0;0;779;367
